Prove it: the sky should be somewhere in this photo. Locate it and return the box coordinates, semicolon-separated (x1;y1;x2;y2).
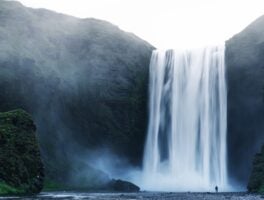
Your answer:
15;0;264;49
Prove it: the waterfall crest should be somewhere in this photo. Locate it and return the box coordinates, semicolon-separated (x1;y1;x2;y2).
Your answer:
143;46;228;191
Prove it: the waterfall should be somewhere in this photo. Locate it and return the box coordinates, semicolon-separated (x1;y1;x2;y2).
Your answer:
143;46;228;192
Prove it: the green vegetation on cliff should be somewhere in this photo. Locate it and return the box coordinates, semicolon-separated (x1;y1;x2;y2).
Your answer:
0;0;153;186
0;182;24;195
0;109;44;195
248;145;264;193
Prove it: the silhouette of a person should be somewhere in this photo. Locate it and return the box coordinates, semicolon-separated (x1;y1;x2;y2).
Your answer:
215;186;218;193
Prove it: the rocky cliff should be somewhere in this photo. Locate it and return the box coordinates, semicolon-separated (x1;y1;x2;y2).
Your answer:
0;0;154;185
226;15;264;184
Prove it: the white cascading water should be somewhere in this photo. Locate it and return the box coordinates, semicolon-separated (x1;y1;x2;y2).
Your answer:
142;46;228;192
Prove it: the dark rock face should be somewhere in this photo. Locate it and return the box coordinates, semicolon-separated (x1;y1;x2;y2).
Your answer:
0;109;44;195
0;0;153;185
248;145;264;193
226;15;264;184
107;179;140;192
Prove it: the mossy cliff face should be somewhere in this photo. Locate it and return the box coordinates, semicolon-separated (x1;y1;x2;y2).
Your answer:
0;0;153;184
226;14;264;184
0;109;44;195
248;145;264;193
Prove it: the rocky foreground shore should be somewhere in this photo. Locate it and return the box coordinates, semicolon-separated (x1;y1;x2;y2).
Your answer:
1;192;263;200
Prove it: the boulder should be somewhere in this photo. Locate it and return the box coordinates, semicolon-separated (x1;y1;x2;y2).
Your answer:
107;179;140;192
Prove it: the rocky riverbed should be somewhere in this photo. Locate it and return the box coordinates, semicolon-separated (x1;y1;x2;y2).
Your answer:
0;192;263;200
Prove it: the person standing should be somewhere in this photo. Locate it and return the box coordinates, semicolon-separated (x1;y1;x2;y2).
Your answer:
215;186;218;193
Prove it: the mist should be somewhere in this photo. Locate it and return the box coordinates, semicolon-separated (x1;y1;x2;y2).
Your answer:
0;0;152;189
0;0;264;195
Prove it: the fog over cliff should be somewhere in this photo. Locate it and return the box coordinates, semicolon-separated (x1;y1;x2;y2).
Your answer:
0;0;153;187
0;0;264;190
226;14;264;185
